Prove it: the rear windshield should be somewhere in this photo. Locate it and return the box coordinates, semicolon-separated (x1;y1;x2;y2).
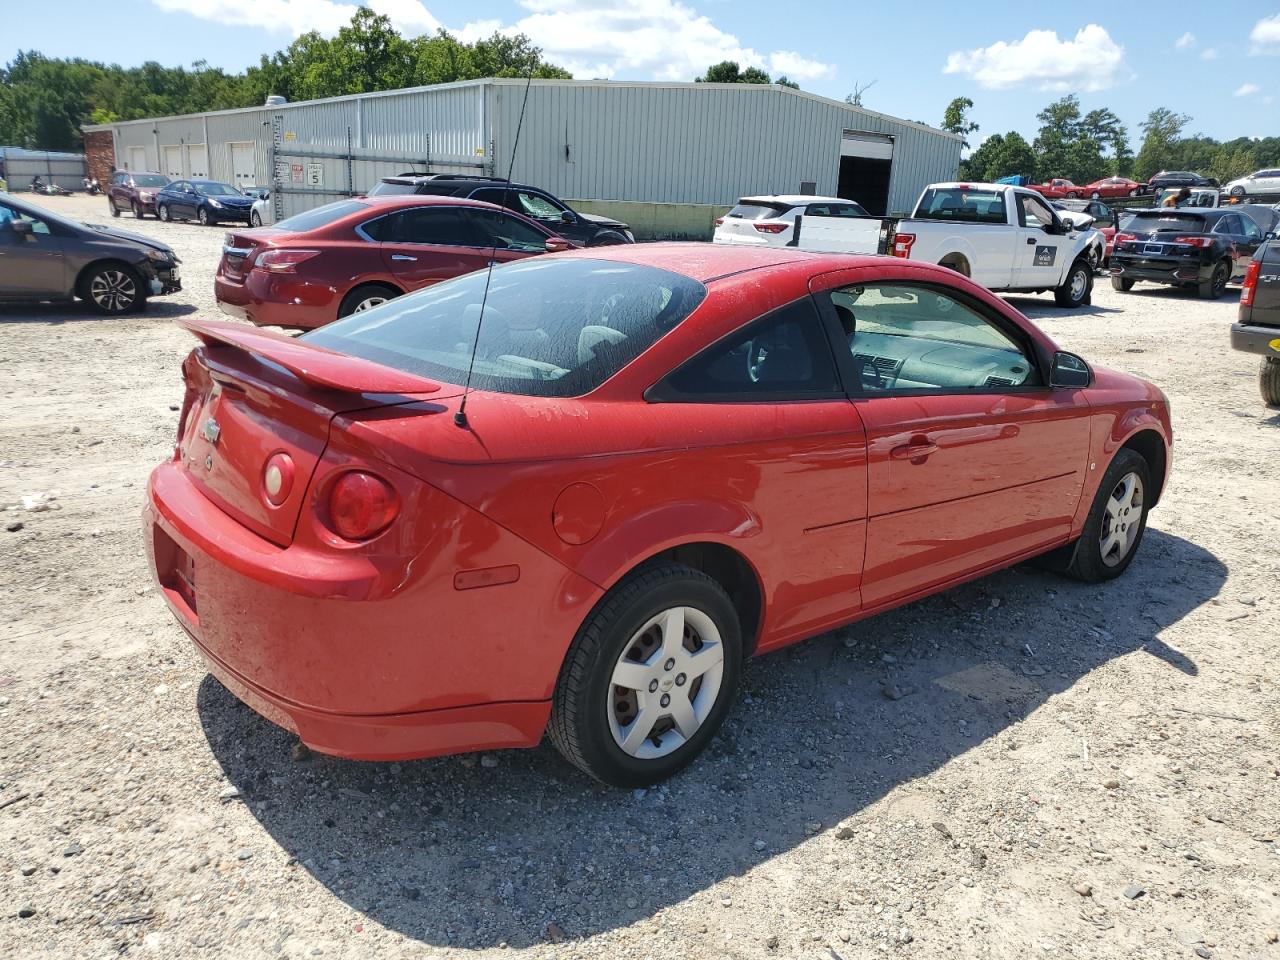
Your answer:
914;188;1007;224
367;181;419;197
1127;213;1206;233
725;202;792;220
304;258;706;398
132;174;168;187
273;200;369;232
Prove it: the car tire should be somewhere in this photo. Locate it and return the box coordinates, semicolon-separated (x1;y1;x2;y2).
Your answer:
1090;191;1101;199
132;201;143;219
549;562;743;787
337;283;400;318
79;263;145;316
1260;357;1280;408
1129;188;1139;198
1054;258;1092;307
1067;191;1081;199
250;209;262;227
198;207;212;226
1198;260;1230;300
110;201;120;218
1229;185;1246;198
1066;448;1152;583
158;204;170;222
1111;276;1135;292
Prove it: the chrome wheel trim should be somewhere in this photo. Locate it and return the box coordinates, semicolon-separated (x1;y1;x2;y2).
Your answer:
89;270;136;313
1099;471;1144;567
607;606;725;760
1070;267;1088;300
352;295;388;313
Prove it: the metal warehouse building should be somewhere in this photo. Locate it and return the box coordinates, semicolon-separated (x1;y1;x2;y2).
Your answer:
85;79;961;238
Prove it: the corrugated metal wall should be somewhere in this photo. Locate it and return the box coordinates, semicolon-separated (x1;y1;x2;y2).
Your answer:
489;81;961;214
103;80;960;217
1;150;87;191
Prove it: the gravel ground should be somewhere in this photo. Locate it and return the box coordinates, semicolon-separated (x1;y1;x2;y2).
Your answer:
2;194;1278;960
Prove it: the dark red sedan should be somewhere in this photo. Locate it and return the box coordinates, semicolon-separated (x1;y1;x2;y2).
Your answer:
146;245;1172;786
1082;177;1147;200
214;195;574;329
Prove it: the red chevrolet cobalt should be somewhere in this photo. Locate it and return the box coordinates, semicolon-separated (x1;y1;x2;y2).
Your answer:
146;245;1171;786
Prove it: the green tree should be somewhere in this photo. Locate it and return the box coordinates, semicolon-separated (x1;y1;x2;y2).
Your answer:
696;61;777;84
775;75;799;89
942;96;978;147
1081;108;1130;177
1134;108;1190;180
960;131;1036;182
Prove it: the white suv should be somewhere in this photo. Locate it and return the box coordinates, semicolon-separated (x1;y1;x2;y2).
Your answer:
713;195;869;247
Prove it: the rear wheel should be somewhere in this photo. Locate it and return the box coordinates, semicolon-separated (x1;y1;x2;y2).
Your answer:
80;263;144;316
1261;357;1280;408
1198;260;1230;300
1067;449;1151;583
1090;191;1101;199
549;563;742;786
1230;185;1246;197
1111;276;1135;292
337;283;400;318
1054;258;1092;307
1129;188;1139;198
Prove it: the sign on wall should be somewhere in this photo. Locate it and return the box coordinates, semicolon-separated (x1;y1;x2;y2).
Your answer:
306;162;323;187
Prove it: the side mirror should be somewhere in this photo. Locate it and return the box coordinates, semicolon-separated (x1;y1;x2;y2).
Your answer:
1266;231;1276;241
12;219;33;237
544;237;573;253
1050;351;1092;388
560;210;576;223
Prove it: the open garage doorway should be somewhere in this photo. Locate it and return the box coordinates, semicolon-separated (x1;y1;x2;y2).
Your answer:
837;131;893;215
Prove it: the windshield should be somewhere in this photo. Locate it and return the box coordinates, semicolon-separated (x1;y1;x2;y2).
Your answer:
1127;214;1206;234
132;174;168;187
914;188;1007;224
304;258;706;397
273;200;368;232
194;182;238;197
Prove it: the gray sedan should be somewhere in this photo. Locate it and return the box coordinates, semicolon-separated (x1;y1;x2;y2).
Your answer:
0;193;181;315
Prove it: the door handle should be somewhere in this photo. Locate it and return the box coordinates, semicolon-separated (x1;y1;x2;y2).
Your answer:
390;254;417;262
1027;237;1037;245
487;260;500;267
890;441;939;461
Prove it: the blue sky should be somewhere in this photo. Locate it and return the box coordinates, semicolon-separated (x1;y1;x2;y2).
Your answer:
6;1;1280;144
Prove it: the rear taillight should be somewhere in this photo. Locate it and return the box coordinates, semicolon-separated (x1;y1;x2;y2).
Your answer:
254;249;320;273
892;233;916;258
714;217;724;226
1241;259;1261;307
753;222;789;234
327;471;399;540
1172;236;1213;247
1114;232;1136;245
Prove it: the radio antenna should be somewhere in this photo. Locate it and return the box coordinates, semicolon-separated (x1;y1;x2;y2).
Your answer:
454;68;536;429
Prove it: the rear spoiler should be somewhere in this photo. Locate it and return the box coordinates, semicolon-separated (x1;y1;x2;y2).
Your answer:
177;318;442;395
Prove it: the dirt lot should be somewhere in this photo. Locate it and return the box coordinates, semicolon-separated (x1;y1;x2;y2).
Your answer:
1;193;1277;960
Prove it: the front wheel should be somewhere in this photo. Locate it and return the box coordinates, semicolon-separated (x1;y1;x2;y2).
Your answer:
1111;275;1135;292
1260;357;1280;408
1129;188;1139;197
1054;258;1092;307
588;231;628;247
197;207;213;226
1090;191;1101;199
1229;185;1246;197
549;563;743;787
250;209;262;227
1198;260;1229;300
81;264;144;316
1067;449;1152;582
110;200;120;218
158;204;170;222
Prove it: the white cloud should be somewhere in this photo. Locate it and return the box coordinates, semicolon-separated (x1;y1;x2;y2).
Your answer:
943;24;1130;92
1200;47;1219;60
1175;31;1195;49
1251;13;1280;53
151;0;440;36
1234;82;1261;97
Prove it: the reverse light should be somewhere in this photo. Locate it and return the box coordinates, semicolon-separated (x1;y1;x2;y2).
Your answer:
254;249;321;273
1172;236;1213;248
1241;259;1261;307
262;452;295;507
328;471;399;540
752;222;789;234
892;233;916;258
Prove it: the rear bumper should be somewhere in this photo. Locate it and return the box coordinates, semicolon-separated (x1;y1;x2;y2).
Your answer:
1231;322;1280;357
1110;255;1212;284
214;271;335;328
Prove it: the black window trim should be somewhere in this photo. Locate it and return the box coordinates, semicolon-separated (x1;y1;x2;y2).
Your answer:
814;279;1054;400
645;294;848;405
355;205;487;248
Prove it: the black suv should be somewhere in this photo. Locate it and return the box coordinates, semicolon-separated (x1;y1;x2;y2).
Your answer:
1147;170;1219;192
367;175;634;247
1110;207;1271;299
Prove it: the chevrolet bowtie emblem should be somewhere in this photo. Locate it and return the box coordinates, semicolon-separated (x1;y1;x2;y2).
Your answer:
202;417;221;445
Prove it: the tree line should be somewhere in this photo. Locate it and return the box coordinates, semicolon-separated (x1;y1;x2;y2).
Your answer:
946;95;1280;186
0;9;569;151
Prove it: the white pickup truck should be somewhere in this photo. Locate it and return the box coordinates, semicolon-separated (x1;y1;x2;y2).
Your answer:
794;182;1101;308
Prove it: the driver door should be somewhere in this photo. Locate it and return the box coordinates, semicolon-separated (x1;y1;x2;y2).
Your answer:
463;208;555;266
1014;192;1067;287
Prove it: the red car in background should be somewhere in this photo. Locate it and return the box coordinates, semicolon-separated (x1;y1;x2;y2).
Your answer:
1083;177;1147;200
215;195;574;328
1028;178;1083;200
147;244;1172;786
108;171;170;219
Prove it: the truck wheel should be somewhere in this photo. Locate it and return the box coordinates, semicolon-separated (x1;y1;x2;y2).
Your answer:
1261;357;1280;408
1197;261;1229;300
1111;276;1134;292
1054;259;1092;308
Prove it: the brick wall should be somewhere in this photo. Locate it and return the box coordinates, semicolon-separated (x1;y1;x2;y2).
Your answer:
83;130;116;186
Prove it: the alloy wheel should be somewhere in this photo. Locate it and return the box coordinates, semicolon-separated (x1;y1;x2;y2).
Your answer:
159;205;169;222
607;606;725;760
1099;471;1144;567
353;296;388;313
89;270;137;314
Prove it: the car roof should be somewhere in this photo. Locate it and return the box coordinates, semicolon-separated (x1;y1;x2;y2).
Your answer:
353;194;522;211
548;241;886;282
187;179;235;187
737;195;851;205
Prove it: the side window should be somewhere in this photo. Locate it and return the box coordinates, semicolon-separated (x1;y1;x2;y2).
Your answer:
1017;194;1056;229
651;297;839;401
1213;215;1239;235
1239;216;1261;240
805;204;832;217
827;283;1041;394
0;203;52;239
466;209;550;252
362;208;477;246
516;191;566;221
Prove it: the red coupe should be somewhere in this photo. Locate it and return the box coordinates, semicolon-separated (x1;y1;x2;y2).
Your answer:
145;245;1172;786
214;195;574;329
1083;177;1147;200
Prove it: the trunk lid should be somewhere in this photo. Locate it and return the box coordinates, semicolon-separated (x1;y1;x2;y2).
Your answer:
219;228;282;282
175;319;445;547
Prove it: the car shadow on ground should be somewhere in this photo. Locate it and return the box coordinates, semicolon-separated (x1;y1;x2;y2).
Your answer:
1002;295;1122;319
0;301;197;324
197;527;1223;949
